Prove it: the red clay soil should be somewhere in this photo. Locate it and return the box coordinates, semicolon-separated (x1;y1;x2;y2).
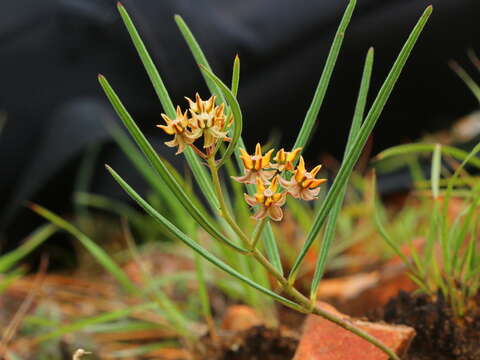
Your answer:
369;291;480;360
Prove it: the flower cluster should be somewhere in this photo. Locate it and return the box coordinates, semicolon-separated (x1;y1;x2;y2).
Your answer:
157;93;230;155
233;144;326;221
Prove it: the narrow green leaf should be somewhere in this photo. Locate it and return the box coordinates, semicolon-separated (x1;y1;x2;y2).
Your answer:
98;75;247;253
449;60;480;103
117;3;175;115
37;302;158;342
431;144;442;199
289;6;432;280
375;143;480;170
310;48;374;297
30;204;137;293
106;165;301;311
0;224;57;273
194;254;214;327
293;0;356;152
109;341;180;358
231;55;240;97
174;15;226;104
262;223;283;276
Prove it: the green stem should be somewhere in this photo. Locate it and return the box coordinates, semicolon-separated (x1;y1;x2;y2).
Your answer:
206;157;398;359
208;156;252;247
250;218;267;251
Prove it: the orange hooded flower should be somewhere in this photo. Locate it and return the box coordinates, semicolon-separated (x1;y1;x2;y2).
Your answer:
186;93;228;149
245;176;286;221
157;106;198;154
279;156;326;201
233;143;276;184
273;147;302;172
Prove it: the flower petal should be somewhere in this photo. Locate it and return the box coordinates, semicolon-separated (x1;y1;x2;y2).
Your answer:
268;206;283;221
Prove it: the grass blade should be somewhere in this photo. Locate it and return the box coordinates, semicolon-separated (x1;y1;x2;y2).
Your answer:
174;15;226;104
106;165;301;311
36;302;158;342
375;143;480;170
289;5;432;281
117;2;174;115
0;224;57;273
292;0;356;152
431;144;442;199
231;55;240;97
449;60;480;103
30;204;137;293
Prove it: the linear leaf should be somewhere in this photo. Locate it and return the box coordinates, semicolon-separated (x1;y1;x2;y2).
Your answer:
30;204;137;293
0;224;57;273
375;143;480;170
289;6;432;280
449;60;480;103
174;15;226;104
37;302;158;342
310;47;374;297
293;0;356;152
231;55;240;97
431;144;442;199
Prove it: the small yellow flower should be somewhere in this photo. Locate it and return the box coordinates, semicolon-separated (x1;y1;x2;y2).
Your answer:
273;147;302;172
233;143;276;184
186;93;228;149
245;176;286;221
279;156;327;201
157;106;198;154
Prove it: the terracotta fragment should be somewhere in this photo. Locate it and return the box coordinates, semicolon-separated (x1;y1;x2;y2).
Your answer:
293;302;415;360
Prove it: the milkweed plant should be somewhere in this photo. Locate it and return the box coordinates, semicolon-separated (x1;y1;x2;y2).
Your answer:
93;1;431;358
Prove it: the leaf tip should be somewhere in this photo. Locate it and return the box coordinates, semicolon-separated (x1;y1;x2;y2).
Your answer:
27;202;40;213
117;2;124;9
424;5;433;16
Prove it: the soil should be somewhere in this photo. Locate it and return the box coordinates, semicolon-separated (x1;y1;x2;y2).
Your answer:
197;326;298;360
369;291;480;360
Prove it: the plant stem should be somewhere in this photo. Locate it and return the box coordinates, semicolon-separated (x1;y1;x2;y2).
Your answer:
250;218;267;251
207;157;399;359
208;156;252;247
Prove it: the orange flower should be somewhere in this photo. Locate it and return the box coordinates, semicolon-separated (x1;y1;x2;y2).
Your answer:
186;93;228;149
233;143;276;184
157;106;198;154
279;156;326;201
273;147;302;172
245;176;286;221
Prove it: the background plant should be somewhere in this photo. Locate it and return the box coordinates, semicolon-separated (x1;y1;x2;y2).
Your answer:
375;142;480;318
